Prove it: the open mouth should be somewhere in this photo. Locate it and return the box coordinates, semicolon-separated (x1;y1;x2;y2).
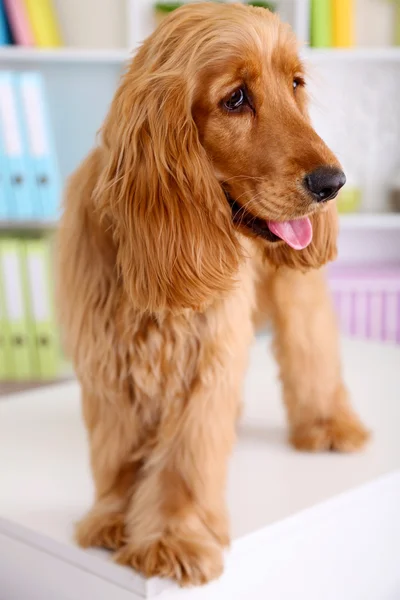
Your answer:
225;193;313;251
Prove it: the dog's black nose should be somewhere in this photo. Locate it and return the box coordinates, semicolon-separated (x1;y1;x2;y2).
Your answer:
304;167;346;202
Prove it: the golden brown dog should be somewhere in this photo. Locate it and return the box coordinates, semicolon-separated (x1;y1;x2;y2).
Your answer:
57;2;368;586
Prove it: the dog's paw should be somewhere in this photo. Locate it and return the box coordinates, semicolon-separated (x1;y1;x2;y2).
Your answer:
115;535;224;586
75;510;126;551
290;410;370;453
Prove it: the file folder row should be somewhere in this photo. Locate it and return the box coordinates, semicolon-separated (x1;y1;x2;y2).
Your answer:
329;266;400;344
0;236;61;380
0;71;60;222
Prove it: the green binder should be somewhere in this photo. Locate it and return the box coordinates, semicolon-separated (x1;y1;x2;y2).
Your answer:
21;240;41;378
311;0;332;48
0;238;34;380
0;254;11;380
24;237;59;380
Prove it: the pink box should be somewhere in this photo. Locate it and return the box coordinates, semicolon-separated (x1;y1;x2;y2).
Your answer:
328;265;400;344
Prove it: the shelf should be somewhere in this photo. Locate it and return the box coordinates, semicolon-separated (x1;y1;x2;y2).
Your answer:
0;377;73;397
303;47;400;62
0;220;58;231
340;213;400;230
1;215;399;232
0;47;130;64
0;46;400;66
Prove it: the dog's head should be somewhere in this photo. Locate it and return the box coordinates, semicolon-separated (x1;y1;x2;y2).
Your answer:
96;3;341;313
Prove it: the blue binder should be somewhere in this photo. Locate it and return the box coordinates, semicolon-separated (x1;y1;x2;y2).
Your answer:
17;72;60;220
0;119;8;219
0;0;11;46
0;72;33;220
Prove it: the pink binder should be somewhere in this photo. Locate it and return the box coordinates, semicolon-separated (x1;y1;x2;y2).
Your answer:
3;0;34;46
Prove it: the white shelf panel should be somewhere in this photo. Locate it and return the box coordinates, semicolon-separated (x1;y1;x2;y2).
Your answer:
0;47;130;64
340;214;400;230
0;46;400;65
0;220;58;231
303;47;400;62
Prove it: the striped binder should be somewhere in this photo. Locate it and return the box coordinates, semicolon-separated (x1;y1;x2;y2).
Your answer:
23;0;63;47
0;72;34;220
24;237;59;379
310;0;332;48
0;0;11;45
332;0;354;48
0;263;11;379
3;0;35;46
18;72;60;220
0;237;34;379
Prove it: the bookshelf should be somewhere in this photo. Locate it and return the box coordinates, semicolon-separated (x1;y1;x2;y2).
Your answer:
0;4;399;256
0;3;397;390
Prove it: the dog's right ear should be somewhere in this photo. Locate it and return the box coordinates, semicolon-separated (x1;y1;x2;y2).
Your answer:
94;66;241;315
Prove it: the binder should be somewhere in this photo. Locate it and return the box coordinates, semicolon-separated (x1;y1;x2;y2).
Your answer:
310;0;332;48
332;0;354;48
396;2;400;46
18;72;60;220
0;260;11;379
0;122;9;220
23;0;63;47
20;236;40;377
0;237;34;379
0;0;12;45
24;237;59;379
3;0;35;46
0;72;34;220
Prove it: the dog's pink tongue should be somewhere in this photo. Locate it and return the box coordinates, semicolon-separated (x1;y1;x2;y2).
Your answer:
267;217;313;250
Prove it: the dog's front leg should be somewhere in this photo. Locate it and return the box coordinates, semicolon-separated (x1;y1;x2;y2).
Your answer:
74;389;140;551
268;267;369;452
114;309;253;586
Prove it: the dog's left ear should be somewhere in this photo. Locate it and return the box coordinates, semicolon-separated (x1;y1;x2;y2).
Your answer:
264;202;338;270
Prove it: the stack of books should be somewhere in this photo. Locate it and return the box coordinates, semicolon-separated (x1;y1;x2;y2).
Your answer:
151;1;355;48
0;0;62;47
276;0;399;48
154;1;400;49
310;0;354;48
0;71;60;222
0;235;62;381
268;0;355;48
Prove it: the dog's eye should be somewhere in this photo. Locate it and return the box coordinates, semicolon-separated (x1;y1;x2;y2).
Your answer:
224;87;246;111
293;77;305;92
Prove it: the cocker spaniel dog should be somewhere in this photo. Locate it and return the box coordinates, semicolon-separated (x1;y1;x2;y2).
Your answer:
57;2;368;587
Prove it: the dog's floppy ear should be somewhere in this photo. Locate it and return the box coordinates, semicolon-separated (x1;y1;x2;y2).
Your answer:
264;202;338;270
94;70;241;314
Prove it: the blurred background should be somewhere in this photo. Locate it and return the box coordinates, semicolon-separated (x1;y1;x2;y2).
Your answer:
0;0;400;393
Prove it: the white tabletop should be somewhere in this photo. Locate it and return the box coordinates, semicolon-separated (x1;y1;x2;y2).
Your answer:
1;335;400;600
